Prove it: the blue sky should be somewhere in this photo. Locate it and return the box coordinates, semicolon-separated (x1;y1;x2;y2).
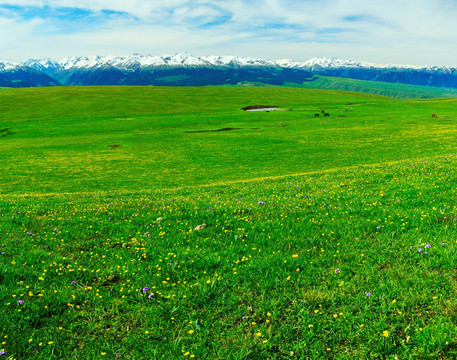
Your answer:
1;0;457;66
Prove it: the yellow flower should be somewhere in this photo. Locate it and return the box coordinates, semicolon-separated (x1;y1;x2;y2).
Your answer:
383;331;389;337
255;332;261;337
101;352;106;356
188;330;194;335
292;254;298;258
28;339;33;343
48;341;53;345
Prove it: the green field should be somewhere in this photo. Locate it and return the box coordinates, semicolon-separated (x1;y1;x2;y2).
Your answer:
2;86;457;359
289;76;457;99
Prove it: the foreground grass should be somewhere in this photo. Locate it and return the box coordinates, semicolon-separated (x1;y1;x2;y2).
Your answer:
2;154;457;359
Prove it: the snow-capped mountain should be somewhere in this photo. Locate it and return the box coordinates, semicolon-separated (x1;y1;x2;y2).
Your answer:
0;58;61;87
3;53;457;89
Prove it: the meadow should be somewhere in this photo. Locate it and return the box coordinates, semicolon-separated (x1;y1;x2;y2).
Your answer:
1;86;457;359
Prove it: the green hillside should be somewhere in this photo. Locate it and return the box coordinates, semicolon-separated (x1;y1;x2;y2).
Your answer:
0;86;457;194
288;75;457;99
2;87;457;359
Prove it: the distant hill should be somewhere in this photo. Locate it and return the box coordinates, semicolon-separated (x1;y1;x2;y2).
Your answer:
2;53;457;98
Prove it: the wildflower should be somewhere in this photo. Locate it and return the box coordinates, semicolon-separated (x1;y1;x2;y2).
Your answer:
365;292;371;297
335;268;341;274
71;281;76;285
0;350;6;356
17;300;24;305
255;332;261;337
425;244;431;249
376;226;381;229
410;246;414;249
258;201;265;205
188;330;194;335
148;294;155;299
418;248;422;253
441;242;446;246
142;287;150;293
383;331;389;337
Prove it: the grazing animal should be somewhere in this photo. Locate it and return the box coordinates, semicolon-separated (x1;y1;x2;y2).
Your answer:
324;113;330;117
314;113;320;117
432;114;437;118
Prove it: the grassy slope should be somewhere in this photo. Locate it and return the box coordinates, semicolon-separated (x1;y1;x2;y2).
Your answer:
287;75;457;99
3;87;457;359
1;86;457;194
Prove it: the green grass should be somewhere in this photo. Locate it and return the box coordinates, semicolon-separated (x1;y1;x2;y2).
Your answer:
2;86;457;359
288;75;457;99
1;86;457;194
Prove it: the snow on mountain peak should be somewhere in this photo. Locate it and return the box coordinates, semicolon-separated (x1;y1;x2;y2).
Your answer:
0;58;21;71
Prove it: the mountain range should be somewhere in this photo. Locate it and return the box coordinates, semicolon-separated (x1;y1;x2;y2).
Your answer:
3;53;457;89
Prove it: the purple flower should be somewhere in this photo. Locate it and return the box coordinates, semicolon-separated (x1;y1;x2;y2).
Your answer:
26;231;32;235
335;268;341;274
418;248;422;253
71;281;77;285
142;287;150;293
258;201;265;205
376;226;381;230
241;315;247;320
0;350;6;356
410;246;414;249
0;252;4;255
441;242;446;246
148;294;155;299
425;244;431;249
17;300;24;305
365;292;371;297
53;228;58;231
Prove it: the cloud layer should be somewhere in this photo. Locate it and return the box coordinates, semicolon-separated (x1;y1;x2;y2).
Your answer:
2;0;457;66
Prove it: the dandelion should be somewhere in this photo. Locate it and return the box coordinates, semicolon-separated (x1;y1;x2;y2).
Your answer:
188;330;194;335
383;330;389;337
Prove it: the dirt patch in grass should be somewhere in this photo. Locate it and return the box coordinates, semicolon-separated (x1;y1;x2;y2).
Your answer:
186;128;242;133
242;105;278;111
108;144;122;148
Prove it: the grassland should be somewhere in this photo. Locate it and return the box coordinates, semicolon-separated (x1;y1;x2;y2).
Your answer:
2;86;457;359
288;76;457;99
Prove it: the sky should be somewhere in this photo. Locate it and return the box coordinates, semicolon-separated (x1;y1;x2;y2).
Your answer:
1;0;457;66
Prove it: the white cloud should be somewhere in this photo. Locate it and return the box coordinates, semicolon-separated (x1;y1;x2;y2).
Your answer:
3;0;457;66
